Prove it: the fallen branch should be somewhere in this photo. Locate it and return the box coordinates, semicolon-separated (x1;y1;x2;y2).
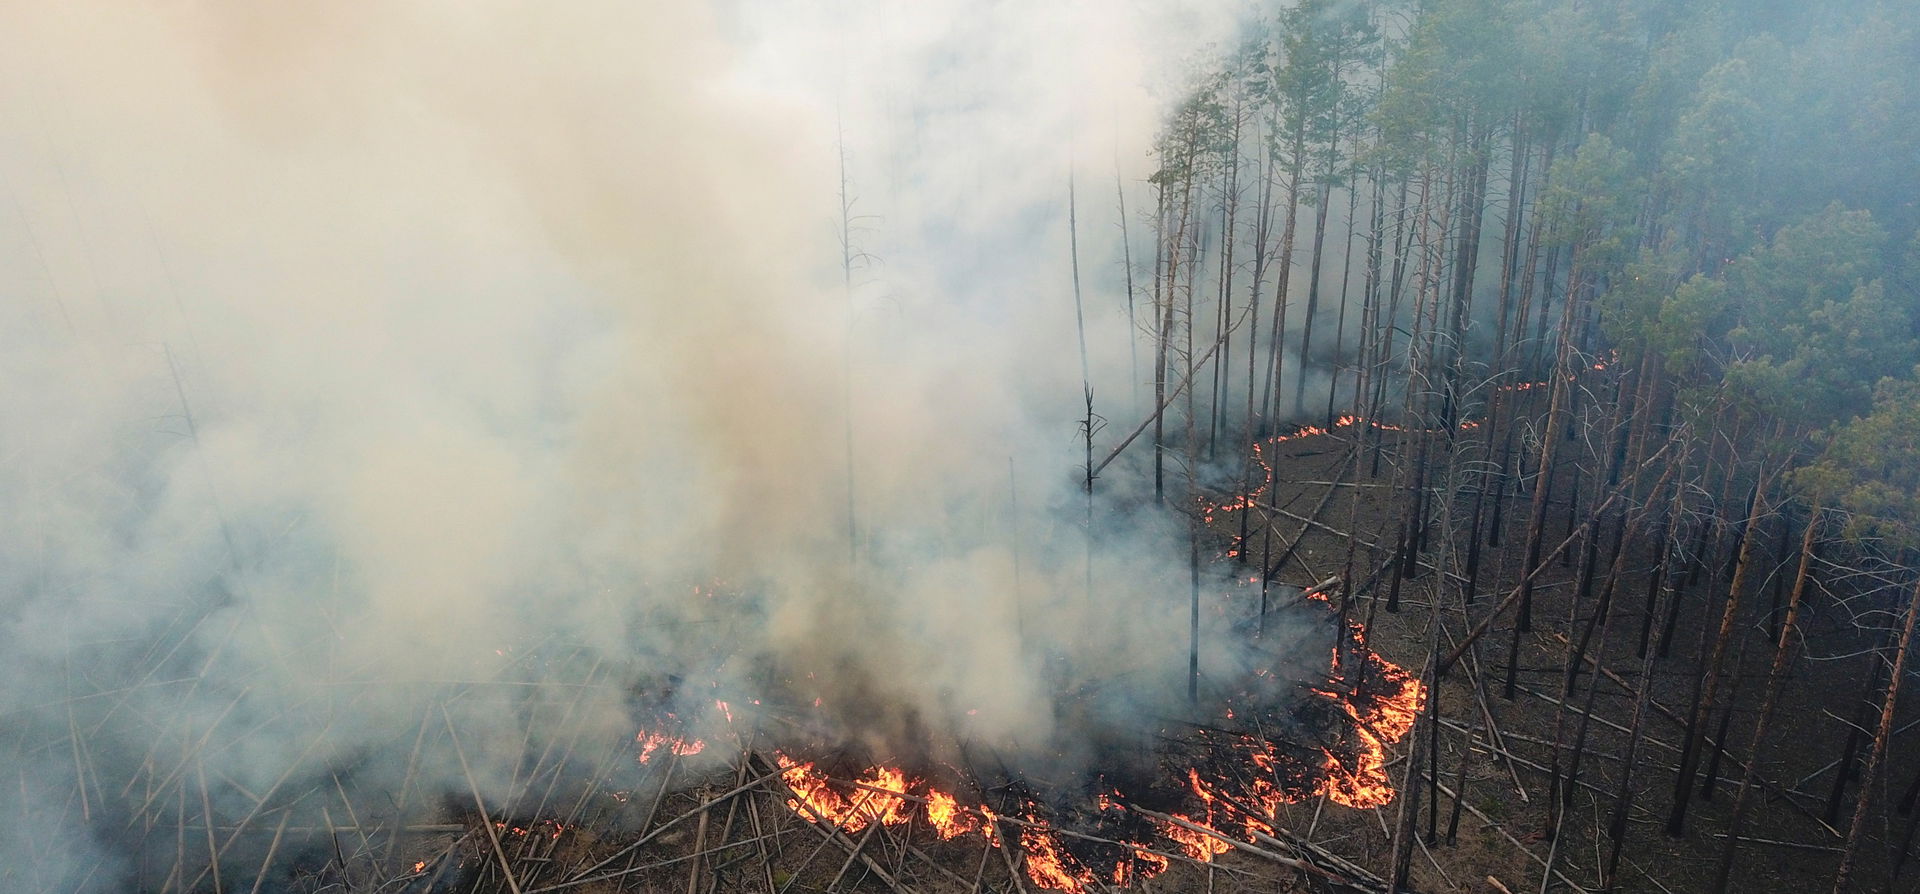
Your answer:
1124;806;1361;886
1092;335;1228;479
548;767;782;891
1432;777;1592;894
1261;453;1355;582
1546;633;1841;837
1436;438;1678;676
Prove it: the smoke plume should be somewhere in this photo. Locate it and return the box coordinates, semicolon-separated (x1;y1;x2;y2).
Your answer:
0;1;1252;887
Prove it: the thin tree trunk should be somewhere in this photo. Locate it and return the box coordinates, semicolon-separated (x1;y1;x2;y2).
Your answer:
1069;172;1094;606
1832;573;1920;893
1260;117;1307;433
1293;177;1334;416
1116;166;1141;418
1152;181;1170;503
1603;463;1689;890
1237;127;1278;554
1669;473;1773;836
1326;169;1364;426
1515;284;1577;633
1711;506;1819;894
1210;106;1244;460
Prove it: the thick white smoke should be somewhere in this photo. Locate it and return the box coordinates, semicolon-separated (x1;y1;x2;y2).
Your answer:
0;1;1253;888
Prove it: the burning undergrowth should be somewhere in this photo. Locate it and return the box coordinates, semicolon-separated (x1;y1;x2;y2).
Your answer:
614;572;1424;893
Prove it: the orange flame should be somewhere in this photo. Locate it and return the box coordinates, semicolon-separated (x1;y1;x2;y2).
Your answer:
1161;815;1232;861
1018;820;1098;894
927;789;981;839
773;756;918;834
702;409;1439;890
636;731;705;764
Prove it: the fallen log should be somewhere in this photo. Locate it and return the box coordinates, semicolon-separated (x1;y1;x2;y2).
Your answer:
1125;805;1390;892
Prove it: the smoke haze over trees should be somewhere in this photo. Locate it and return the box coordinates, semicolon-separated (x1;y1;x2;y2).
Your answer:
3;0;1920;892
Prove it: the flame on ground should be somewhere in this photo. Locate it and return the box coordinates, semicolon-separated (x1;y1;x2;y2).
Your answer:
743;641;1425;891
1019;818;1100;893
775;756;912;833
614;409;1447;890
636;730;706;764
622;593;1427;891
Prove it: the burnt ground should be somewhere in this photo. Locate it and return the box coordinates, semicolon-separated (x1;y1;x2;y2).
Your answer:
1223;411;1919;894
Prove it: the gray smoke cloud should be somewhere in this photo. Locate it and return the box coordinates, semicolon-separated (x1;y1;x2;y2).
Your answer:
0;1;1257;888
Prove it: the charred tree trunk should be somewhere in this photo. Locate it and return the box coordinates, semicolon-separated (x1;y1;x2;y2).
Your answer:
1118;167;1141;418
1492;119;1530;370
1827;638;1888;825
1515;297;1576;633
1208;107;1244;459
1368;176;1416;478
1640;517;1673;658
1236;115;1280;554
1070;173;1094;605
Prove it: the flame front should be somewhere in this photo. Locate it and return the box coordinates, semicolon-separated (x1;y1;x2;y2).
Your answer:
628;606;1428;892
1319;655;1425;808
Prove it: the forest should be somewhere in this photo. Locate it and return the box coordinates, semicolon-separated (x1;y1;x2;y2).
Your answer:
1117;0;1920;890
2;0;1918;893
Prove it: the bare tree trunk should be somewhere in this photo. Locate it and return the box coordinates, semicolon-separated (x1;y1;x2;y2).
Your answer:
1069;172;1094;606
1492;119;1530;369
1326;169;1365;426
1712;508;1817;893
1827;639;1887;824
1116;166;1141;418
1354;160;1387;422
1261;118;1307;433
1152;181;1170;503
1669;473;1773;836
1209;103;1244;459
1293;177;1335;417
1603;463;1689;891
1236;120;1278;555
1368;176;1416;477
1833;572;1920;893
837;130;860;572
